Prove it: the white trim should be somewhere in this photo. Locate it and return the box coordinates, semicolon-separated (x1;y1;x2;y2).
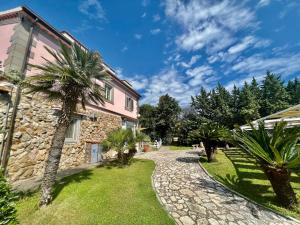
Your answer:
65;118;81;144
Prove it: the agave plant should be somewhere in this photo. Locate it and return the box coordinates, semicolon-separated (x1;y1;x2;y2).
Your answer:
233;121;300;208
188;122;228;162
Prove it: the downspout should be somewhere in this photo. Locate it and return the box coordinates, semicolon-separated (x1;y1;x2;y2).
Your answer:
1;17;38;173
0;99;11;161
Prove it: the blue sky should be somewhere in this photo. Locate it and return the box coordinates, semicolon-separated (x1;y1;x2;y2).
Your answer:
1;0;300;105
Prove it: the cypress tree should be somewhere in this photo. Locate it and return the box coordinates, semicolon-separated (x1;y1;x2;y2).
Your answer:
260;71;290;116
286;77;300;105
239;82;261;123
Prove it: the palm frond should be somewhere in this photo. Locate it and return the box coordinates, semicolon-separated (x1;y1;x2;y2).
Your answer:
25;42;107;107
233;121;300;169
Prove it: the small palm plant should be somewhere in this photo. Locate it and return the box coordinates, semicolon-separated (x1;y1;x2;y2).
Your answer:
102;129;137;165
233;121;300;208
22;43;107;206
188;123;227;162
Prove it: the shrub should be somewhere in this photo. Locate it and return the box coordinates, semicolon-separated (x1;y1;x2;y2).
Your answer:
103;129;138;165
0;171;18;225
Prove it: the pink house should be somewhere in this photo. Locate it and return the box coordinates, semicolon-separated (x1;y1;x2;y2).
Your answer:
0;6;140;184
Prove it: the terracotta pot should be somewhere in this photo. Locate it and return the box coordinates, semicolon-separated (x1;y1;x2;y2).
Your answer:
143;144;151;152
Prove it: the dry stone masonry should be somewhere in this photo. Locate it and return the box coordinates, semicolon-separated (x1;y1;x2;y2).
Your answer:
136;148;299;225
5;92;122;182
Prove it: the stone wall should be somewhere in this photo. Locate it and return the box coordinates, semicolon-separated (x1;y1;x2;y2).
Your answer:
6;92;122;182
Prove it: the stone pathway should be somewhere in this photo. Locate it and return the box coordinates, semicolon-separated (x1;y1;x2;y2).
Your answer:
135;148;299;225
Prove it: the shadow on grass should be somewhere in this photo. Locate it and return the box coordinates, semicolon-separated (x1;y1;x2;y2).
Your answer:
218;148;281;206
52;169;93;200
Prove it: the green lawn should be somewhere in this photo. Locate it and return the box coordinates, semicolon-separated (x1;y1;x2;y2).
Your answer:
201;148;300;220
16;159;174;225
166;145;192;151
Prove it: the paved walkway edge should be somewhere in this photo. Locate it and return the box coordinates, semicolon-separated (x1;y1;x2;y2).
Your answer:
149;159;177;224
198;160;300;223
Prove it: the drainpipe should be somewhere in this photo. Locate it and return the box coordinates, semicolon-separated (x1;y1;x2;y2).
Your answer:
0;100;11;162
1;17;38;173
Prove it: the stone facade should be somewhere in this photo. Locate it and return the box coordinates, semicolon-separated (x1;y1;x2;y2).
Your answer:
6;92;122;182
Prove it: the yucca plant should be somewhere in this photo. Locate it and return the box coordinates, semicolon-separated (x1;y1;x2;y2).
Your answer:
22;43;107;206
102;129;137;165
233;121;300;208
188;123;228;162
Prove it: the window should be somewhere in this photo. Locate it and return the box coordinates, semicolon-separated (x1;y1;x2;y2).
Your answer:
65;118;80;143
125;96;134;111
104;84;113;102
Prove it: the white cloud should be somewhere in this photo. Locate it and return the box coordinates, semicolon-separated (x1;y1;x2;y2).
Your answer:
141;68;196;105
178;55;201;68
231;53;300;78
121;46;128;52
150;28;161;35
165;0;256;53
79;0;106;21
115;68;148;90
228;36;256;54
186;65;215;86
134;34;143;40
153;14;161;22
257;0;271;8
141;12;147;18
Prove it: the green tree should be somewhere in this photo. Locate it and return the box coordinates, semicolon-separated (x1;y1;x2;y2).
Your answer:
260;72;290;116
24;43;107;206
233;121;300;208
139;104;157;139
191;87;214;124
230;85;242;126
250;77;261;103
188;123;228;162
210;83;233;127
286;77;300;105
177;108;200;146
239;82;260;123
156;94;181;143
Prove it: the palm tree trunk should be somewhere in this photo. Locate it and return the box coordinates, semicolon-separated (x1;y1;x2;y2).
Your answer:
40;101;75;206
262;166;297;209
204;142;216;162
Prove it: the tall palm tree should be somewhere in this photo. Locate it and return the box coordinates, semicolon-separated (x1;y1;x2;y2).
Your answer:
233;121;300;208
23;43;107;206
188;123;227;162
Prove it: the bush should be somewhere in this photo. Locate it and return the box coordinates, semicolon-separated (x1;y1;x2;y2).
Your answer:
103;129;138;165
0;171;18;225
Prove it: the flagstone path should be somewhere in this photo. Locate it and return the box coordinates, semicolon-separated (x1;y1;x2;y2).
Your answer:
135;147;299;225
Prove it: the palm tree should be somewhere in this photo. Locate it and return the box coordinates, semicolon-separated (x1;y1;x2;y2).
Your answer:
23;43;107;206
188;123;227;162
233;121;300;208
102;129;138;164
